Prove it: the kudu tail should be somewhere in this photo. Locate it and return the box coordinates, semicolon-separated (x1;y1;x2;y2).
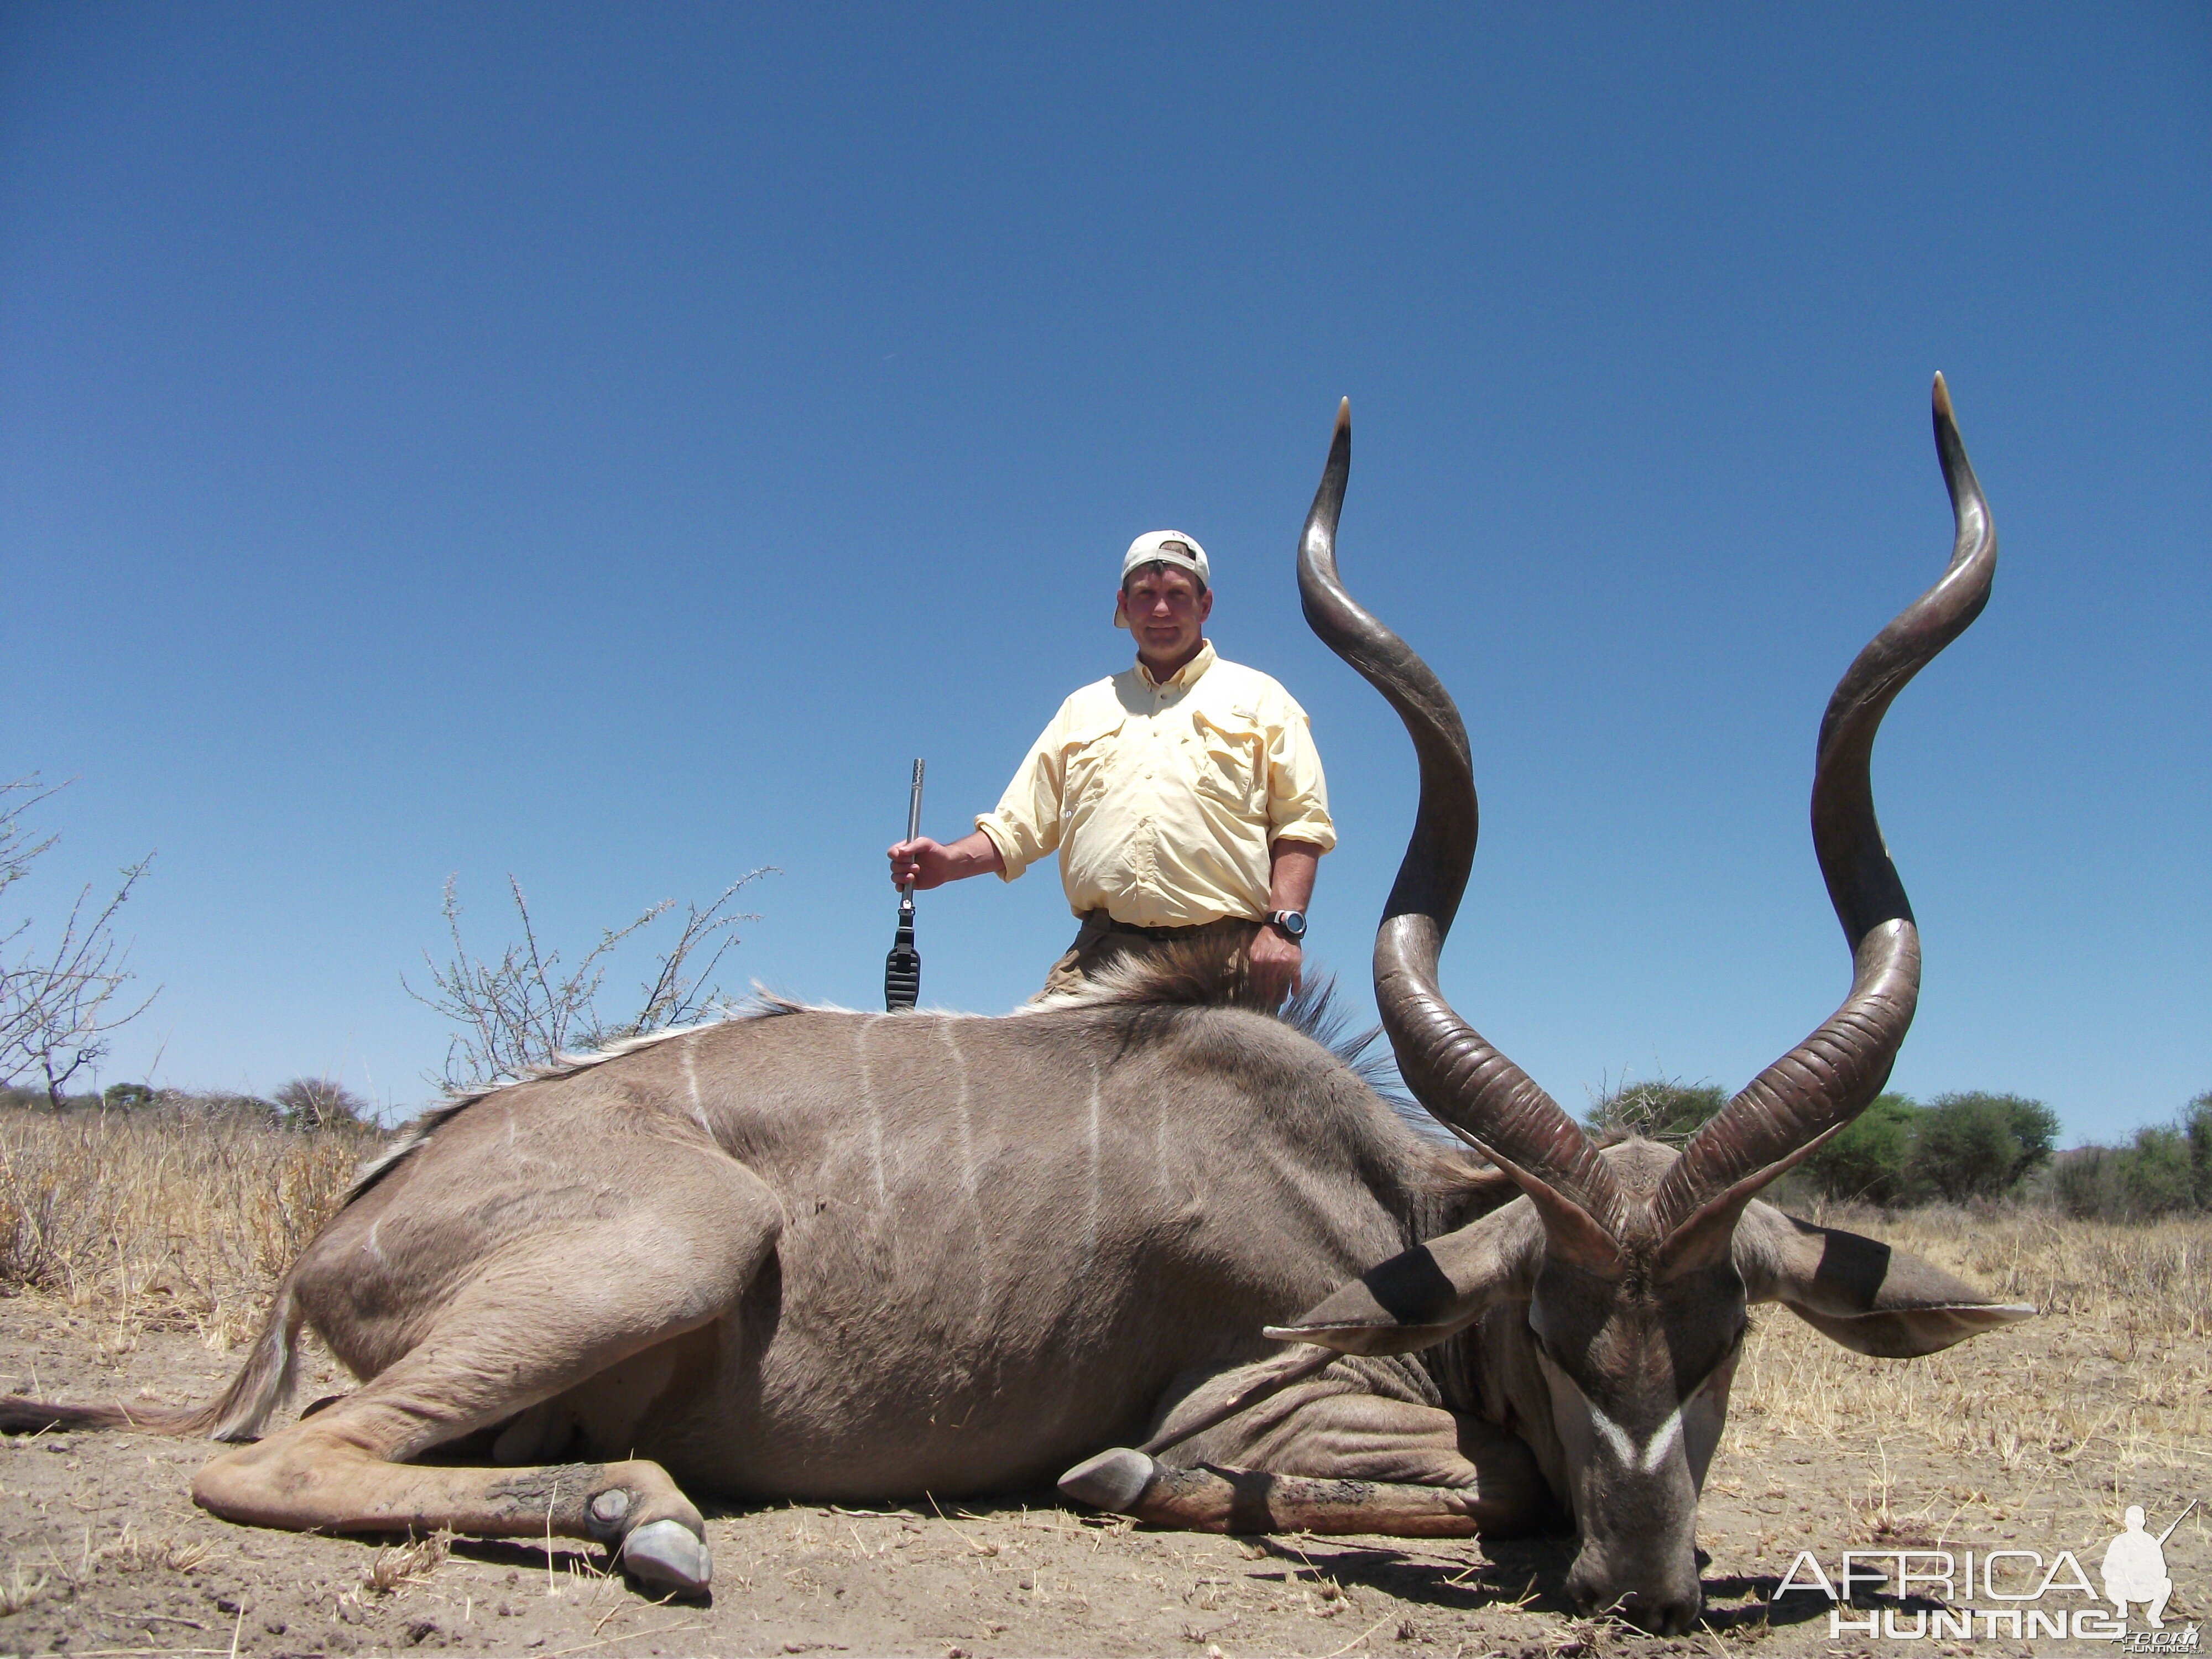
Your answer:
0;1280;303;1443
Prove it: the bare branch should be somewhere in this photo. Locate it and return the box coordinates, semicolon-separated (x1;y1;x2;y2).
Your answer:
612;873;770;1042
0;776;159;1108
404;868;774;1094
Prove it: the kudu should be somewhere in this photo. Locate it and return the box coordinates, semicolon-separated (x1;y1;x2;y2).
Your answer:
1;382;2027;1633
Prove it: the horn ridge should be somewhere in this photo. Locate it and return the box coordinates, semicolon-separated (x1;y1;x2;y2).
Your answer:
1651;375;1996;1249
1297;400;1626;1252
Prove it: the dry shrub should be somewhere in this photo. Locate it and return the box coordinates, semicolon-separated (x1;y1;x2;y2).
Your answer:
0;1100;387;1345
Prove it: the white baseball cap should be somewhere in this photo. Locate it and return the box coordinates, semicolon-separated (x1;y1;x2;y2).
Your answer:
1114;531;1209;628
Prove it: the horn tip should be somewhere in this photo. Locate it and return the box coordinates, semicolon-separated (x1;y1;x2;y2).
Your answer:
1931;372;1953;420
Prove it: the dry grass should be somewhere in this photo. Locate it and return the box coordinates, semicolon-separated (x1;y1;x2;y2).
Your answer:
0;1561;48;1616
0;1103;385;1350
1723;1199;2212;1564
91;1524;216;1576
361;1531;451;1595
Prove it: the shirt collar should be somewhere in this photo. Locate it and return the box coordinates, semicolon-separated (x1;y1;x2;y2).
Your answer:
1135;640;1215;690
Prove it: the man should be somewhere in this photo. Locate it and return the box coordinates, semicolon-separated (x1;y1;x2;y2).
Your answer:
888;530;1333;1004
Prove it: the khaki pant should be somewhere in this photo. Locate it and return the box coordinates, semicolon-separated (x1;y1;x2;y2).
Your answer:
1035;911;1260;1001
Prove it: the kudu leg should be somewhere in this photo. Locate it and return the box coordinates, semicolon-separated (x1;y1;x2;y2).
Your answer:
1066;1452;1499;1536
192;1152;784;1596
1063;1386;1552;1537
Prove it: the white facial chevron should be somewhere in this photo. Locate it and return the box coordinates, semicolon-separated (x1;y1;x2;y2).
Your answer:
1587;1400;1686;1474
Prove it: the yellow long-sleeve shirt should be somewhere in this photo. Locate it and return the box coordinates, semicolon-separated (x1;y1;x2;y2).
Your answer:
974;643;1335;927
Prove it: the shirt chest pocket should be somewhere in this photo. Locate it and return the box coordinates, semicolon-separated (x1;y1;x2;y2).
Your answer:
1187;707;1265;812
1057;713;1128;817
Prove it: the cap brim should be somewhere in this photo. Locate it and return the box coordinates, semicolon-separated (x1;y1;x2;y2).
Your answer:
1118;554;1210;587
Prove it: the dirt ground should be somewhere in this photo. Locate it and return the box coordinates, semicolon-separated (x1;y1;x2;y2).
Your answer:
0;1204;2203;1659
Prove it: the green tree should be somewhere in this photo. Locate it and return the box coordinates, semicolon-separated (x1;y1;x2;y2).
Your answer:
2187;1091;2212;1211
2053;1147;2117;1219
2118;1125;2197;1217
1908;1092;2059;1202
1797;1092;1920;1204
2057;1095;2212;1222
272;1076;371;1130
1584;1080;1729;1142
101;1081;154;1109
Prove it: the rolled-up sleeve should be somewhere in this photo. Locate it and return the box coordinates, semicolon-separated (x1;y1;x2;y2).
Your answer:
1264;695;1336;853
975;706;1068;882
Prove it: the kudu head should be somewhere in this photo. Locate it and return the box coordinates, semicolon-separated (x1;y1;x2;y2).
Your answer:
1270;383;2032;1634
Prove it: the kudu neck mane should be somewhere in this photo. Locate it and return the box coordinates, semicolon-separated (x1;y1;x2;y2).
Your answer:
1049;935;1374;1046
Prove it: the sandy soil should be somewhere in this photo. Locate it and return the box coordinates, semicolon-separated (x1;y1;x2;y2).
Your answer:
0;1254;2201;1659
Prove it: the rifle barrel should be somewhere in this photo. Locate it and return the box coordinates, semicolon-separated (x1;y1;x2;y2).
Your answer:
2156;1498;2198;1546
901;759;926;898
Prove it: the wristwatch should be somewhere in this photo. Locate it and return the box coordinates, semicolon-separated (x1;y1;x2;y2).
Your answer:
1264;910;1308;941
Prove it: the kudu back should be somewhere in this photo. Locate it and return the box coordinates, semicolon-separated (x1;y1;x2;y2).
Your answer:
0;385;2028;1633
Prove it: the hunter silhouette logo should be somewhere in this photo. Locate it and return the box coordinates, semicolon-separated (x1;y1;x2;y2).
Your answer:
1776;1497;2199;1644
2103;1501;2195;1637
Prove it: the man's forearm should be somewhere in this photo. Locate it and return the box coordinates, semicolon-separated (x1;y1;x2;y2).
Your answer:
937;830;1006;880
1267;839;1323;913
1250;838;1323;1003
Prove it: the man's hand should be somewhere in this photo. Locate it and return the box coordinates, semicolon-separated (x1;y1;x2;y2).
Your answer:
887;837;952;890
1248;924;1303;1006
888;830;1004;891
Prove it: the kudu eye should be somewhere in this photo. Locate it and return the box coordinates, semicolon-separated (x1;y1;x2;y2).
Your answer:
1526;1328;1580;1389
1684;1322;1750;1399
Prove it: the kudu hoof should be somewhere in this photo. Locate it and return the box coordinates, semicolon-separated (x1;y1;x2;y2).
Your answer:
1058;1447;1156;1513
620;1519;711;1595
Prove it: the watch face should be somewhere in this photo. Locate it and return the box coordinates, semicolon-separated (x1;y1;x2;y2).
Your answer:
1276;911;1307;939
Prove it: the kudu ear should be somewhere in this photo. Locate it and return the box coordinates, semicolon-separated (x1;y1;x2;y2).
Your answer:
1263;1198;1545;1357
1734;1201;2035;1359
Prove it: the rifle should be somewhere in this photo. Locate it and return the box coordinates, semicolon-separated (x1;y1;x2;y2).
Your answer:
884;759;925;1010
2156;1499;2199;1546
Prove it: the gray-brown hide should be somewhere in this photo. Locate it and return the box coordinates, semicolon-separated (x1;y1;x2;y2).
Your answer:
0;385;2031;1636
297;985;1500;1503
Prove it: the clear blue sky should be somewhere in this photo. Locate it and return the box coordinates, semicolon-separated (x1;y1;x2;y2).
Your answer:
4;4;2205;1140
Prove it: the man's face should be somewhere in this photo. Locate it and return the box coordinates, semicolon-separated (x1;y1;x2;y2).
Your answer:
1121;564;1212;665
